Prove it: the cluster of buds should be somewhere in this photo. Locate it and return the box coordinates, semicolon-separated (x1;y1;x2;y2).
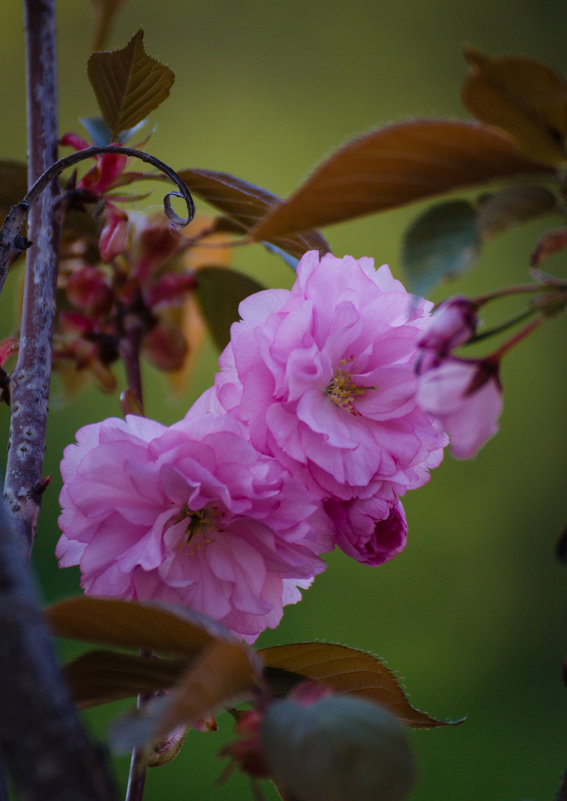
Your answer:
53;135;198;396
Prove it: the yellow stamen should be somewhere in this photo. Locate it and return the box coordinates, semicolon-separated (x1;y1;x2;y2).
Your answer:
325;357;375;415
165;504;218;554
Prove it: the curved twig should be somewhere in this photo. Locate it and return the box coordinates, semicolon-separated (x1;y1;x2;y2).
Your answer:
0;145;196;293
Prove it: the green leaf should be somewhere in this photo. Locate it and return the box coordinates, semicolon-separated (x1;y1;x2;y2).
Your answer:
262;695;416;801
80;116;113;147
401;200;480;295
249;120;553;241
45;596;236;656
461;46;567;165
90;0;129;51
476;185;558;239
87;29;174;139
194;266;264;351
259;642;453;729
177;168;331;260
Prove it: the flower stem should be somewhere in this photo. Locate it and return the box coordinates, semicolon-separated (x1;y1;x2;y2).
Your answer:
474;281;558;306
491;314;545;361
468;307;536;344
119;309;145;412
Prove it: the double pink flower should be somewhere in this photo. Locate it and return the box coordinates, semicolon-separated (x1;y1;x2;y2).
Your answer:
58;251;452;639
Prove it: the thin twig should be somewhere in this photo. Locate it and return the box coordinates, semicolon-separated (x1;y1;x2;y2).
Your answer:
124;745;149;801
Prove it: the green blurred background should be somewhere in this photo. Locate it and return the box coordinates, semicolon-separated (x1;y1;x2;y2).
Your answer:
2;1;567;799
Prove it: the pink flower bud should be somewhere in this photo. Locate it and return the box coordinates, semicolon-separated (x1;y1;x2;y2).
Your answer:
416;357;502;459
99;203;129;263
144;272;196;309
418;296;477;353
66;265;114;318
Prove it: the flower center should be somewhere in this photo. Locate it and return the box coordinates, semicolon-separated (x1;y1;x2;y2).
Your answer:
165;504;218;554
326;358;374;415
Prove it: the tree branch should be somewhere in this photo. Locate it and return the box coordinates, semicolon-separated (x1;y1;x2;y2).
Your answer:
0;5;115;799
0;493;116;800
2;0;63;556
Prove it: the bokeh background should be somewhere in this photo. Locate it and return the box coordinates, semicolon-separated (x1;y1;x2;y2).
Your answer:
2;1;567;799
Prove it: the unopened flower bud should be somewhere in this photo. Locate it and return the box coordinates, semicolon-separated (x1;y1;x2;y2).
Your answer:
418;296;477;353
262;695;416;801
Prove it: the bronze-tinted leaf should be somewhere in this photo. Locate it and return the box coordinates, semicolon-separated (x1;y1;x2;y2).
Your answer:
111;640;259;751
87;29;174;139
477;185;558;239
259;643;454;729
177;168;331;260
62;649;187;708
90;0;129;51
401;200;480;294
249;120;552;241
194;266;264;350
462;46;567;165
45;596;235;656
154;640;260;737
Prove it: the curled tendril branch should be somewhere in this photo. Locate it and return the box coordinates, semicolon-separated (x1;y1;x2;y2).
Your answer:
0;145;196;291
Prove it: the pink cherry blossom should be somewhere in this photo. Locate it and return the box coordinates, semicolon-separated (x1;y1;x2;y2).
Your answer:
57;413;331;642
196;251;447;504
417;296;478;354
416;357;502;459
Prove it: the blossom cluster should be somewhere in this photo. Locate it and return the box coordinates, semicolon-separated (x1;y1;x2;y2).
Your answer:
57;251;448;641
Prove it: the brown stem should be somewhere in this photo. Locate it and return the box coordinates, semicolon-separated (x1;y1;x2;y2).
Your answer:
2;0;64;557
119;310;145;412
124;658;154;801
124;746;149;801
